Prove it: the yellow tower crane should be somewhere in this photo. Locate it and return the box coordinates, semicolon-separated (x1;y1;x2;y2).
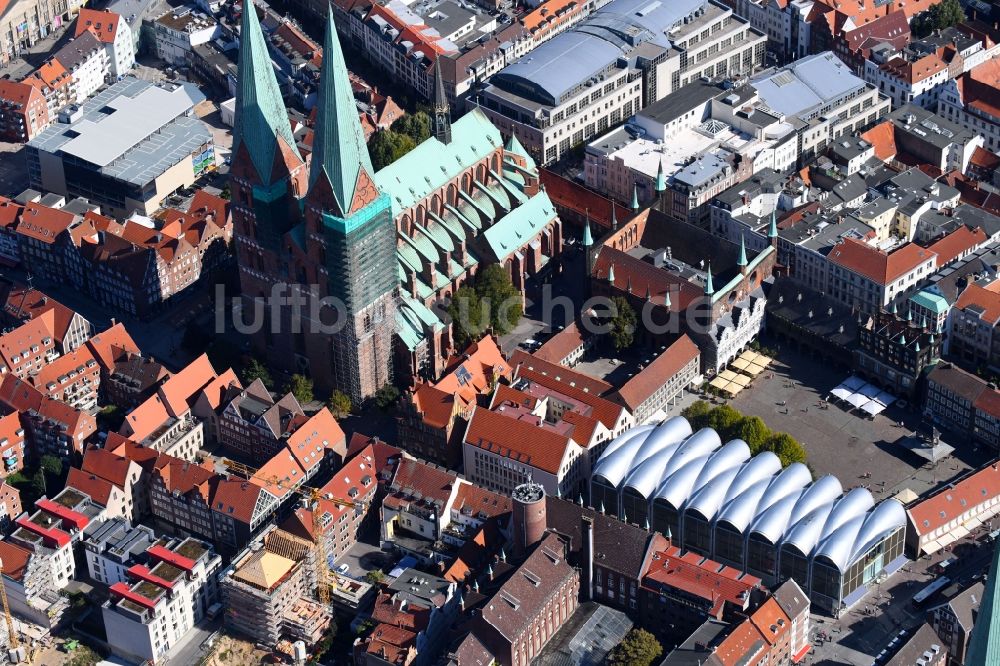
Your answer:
0;557;20;652
221;459;358;605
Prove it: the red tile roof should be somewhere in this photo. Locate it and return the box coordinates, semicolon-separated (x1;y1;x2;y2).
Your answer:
509;349;611;396
748;597;793;647
74;8;123;43
0;311;56;372
85;323;140;371
538;168;631;230
0;80;42;107
533;322;587;365
643;545;760;615
434;336;510;408
386;457;457;508
16;203;75;244
410;384;454;430
862;121;898;162
81;448;136;488
158;353;217;416
65;467;116;506
283;407;345;476
974;387;1000;419
29;346;99;396
452;482;511;520
615;335;699;411
828;238;935;285
712;621;768;666
0;375;42;413
463;406;574;475
907;462;1000;536
4;287;81;347
210;477;266;524
955;282;1000;325
0;540;31;581
927;226;988;267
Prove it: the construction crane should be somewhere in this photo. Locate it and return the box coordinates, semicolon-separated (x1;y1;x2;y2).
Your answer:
221;459;358;606
0;557;19;654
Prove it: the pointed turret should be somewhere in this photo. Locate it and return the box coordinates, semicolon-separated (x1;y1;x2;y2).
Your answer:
664;290;671;309
607;264;615;284
631;184;640;212
233;0;301;183
610;204;619;230
967;541;1000;664
308;9;378;215
768;210;778;240
432;57;451;144
582;211;594;248
655;159;666;192
704;262;715;296
738;234;748;271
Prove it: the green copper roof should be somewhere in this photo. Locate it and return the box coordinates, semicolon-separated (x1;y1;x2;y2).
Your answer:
768;210;778;238
655;160;666;192
233;1;300;182
482;191;557;262
309;9;375;210
910;290;949;315
582;213;593;247
631;184;639;210
705;262;714;295
738;234;747;267
376;108;502;217
967;541;1000;665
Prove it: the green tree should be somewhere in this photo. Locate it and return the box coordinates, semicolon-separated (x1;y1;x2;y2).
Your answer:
309;621;337;664
609;296;637;352
97;405;124;430
40;454;63;479
765;432;807;467
241;358;273;389
681;400;713;430
30;468;47;500
475;264;522;335
374;384;400;410
608;628;663;666
286;374;314;404
446;285;487;349
390;111;432;144
365;569;386;584
328;390;353;419
912;0;965;37
368;130;417;170
707;404;743;441
734;415;771;453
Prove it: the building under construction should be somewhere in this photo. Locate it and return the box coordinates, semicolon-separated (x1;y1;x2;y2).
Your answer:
220;526;331;646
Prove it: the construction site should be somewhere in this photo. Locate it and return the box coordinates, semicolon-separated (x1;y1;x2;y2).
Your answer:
220;526;331;647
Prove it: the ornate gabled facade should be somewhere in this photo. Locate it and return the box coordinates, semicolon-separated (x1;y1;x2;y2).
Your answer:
232;4;563;395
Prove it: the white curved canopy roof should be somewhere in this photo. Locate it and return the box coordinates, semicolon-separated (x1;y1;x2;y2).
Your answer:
653;454;714;509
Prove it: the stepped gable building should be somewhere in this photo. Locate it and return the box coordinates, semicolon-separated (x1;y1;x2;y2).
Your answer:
232;5;563;398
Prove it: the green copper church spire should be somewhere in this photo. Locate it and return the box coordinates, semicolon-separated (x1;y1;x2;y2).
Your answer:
631;184;639;211
233;0;301;182
967;540;1000;665
655;160;666;192
705;262;714;296
738;234;747;268
768;210;778;239
582;211;593;247
309;8;376;212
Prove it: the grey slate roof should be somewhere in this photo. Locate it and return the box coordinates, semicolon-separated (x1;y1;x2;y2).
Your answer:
493;0;707;106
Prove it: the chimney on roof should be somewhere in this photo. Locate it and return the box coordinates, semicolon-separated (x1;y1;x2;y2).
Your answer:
582;515;594;601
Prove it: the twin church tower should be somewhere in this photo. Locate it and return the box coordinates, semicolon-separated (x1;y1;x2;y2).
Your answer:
230;4;400;401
